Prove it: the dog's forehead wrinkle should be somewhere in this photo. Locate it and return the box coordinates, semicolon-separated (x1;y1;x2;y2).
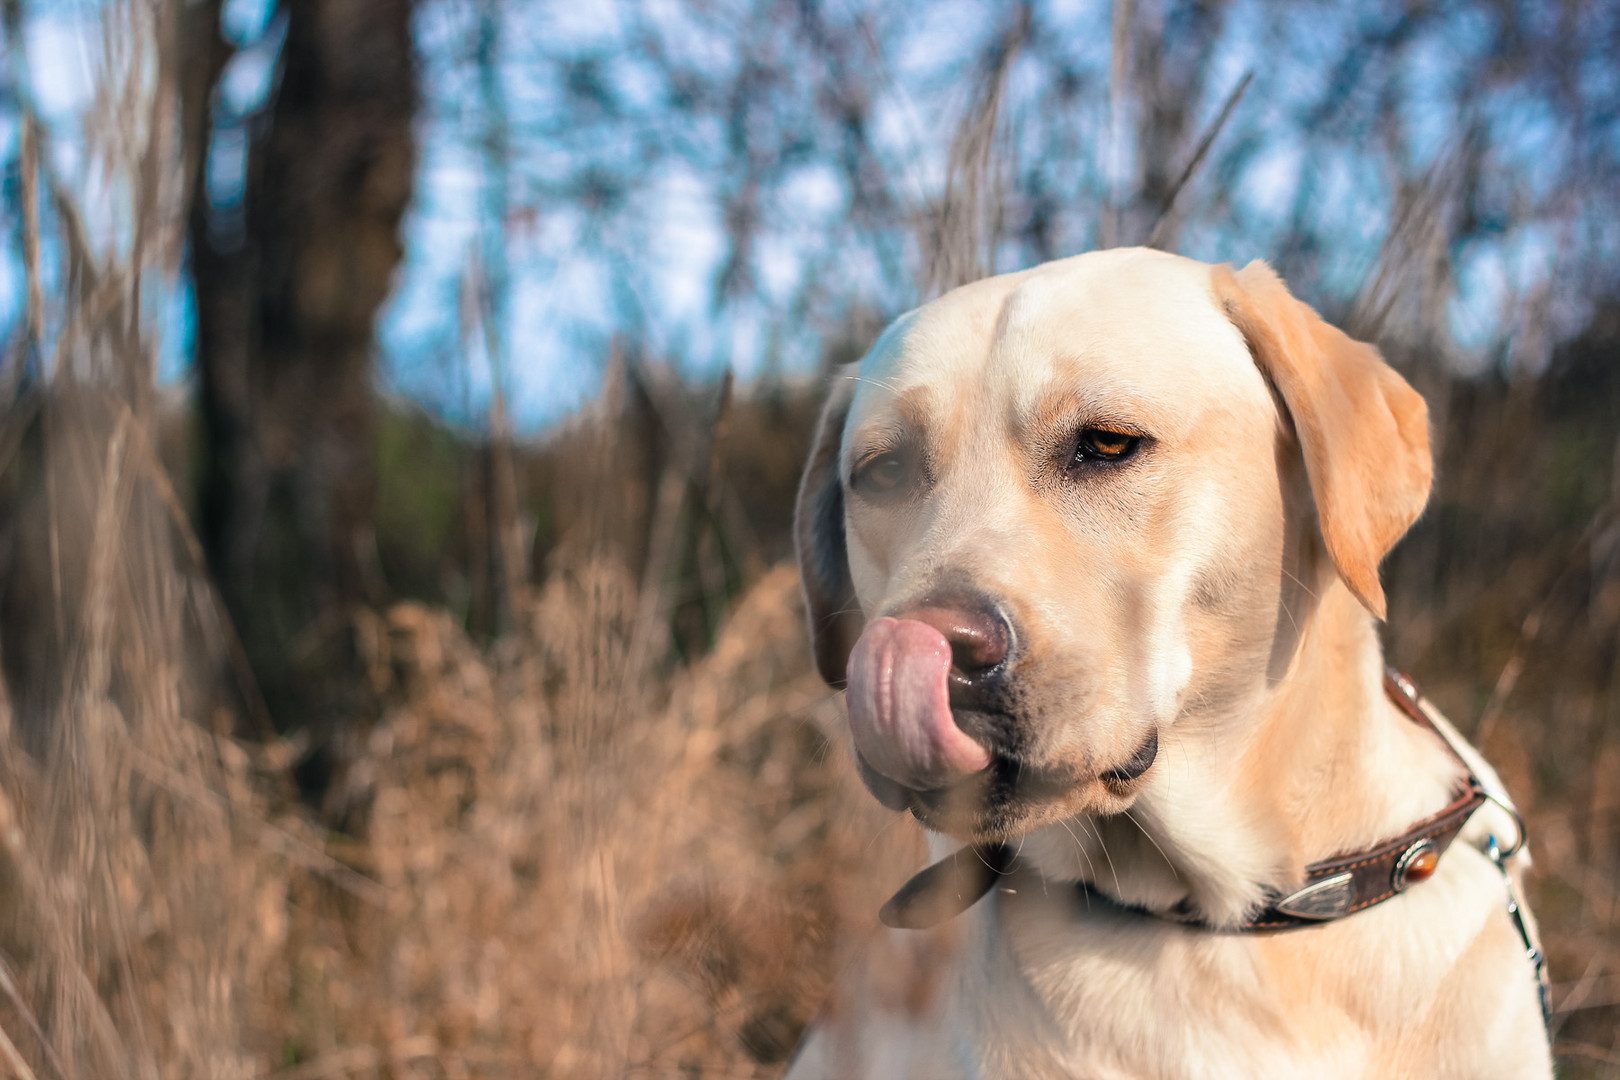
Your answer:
848;252;1274;474
851;273;1027;400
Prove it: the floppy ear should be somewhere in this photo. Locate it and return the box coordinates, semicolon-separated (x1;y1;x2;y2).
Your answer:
795;370;863;687
1213;260;1432;620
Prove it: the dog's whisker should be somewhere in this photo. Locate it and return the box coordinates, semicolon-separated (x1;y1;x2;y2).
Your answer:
848;373;905;395
1072;827;1101;912
1079;816;1125;902
1279;564;1319;601
1122;807;1176;878
863;813;905;857
1056;817;1096;911
970;843;1000;872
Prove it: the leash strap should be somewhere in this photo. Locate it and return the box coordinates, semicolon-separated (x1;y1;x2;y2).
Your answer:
1484;833;1553;1028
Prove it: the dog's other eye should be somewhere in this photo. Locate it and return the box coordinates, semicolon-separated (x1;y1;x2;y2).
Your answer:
1074;428;1141;464
852;451;909;496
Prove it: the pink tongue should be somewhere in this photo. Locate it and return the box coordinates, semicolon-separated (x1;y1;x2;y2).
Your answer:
846;617;992;790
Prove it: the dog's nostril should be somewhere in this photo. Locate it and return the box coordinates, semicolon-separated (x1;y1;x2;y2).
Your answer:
945;621;1006;672
905;604;1011;675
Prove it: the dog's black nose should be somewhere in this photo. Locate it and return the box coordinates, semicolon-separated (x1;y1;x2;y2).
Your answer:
904;603;1009;672
898;599;1012;708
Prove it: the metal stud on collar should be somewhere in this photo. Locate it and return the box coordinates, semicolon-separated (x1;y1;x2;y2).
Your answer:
1392;839;1439;892
1272;871;1355;920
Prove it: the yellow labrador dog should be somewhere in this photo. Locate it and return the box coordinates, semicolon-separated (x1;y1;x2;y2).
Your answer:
787;249;1551;1078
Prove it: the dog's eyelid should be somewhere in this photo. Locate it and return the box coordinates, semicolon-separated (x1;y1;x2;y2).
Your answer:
848;443;926;497
1079;419;1148;439
1065;425;1147;468
852;445;896;470
1085;427;1142;445
848;446;898;486
845;423;913;467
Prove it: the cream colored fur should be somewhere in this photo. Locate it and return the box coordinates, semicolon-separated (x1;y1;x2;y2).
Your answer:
787;249;1551;1079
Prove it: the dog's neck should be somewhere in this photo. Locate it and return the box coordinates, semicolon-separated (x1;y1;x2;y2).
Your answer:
1010;579;1464;927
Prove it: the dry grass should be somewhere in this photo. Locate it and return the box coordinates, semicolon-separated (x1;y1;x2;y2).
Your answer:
0;403;919;1077
284;556;913;1077
3;358;1620;1079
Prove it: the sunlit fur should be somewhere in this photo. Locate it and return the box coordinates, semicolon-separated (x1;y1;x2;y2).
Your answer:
789;248;1551;1078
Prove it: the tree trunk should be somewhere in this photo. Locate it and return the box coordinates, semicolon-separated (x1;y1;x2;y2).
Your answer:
188;0;417;755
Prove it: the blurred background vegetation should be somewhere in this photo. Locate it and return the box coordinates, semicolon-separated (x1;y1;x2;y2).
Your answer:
0;0;1616;1075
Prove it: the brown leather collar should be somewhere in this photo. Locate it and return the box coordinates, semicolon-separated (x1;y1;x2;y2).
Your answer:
879;670;1490;933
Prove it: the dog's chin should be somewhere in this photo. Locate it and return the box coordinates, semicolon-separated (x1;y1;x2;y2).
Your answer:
856;748;1148;843
854;716;1161;842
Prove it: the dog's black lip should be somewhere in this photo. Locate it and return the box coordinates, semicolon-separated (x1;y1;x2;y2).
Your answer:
1101;730;1159;784
901;747;1082;828
949;706;1024;755
853;705;1112;836
853;748;915;811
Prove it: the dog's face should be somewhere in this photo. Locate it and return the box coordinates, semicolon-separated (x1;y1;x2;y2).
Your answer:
796;248;1432;842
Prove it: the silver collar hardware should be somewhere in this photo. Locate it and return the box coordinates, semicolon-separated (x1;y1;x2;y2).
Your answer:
1271;872;1355;921
1391;839;1436;892
1484;834;1551;1028
1481;792;1527;859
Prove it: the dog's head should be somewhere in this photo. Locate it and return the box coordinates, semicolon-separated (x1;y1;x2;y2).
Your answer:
795;248;1431;842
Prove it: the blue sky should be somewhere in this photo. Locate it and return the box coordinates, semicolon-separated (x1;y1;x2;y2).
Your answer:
2;0;1614;432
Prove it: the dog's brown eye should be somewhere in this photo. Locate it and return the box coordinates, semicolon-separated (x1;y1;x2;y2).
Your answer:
853;452;908;495
1075;428;1141;463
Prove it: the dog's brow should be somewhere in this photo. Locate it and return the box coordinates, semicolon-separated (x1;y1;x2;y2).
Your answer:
1021;386;1158;442
845;386;934;461
891;386;933;429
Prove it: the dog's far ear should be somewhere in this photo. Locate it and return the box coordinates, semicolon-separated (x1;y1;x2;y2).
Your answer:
795;370;863;687
1214;260;1432;620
